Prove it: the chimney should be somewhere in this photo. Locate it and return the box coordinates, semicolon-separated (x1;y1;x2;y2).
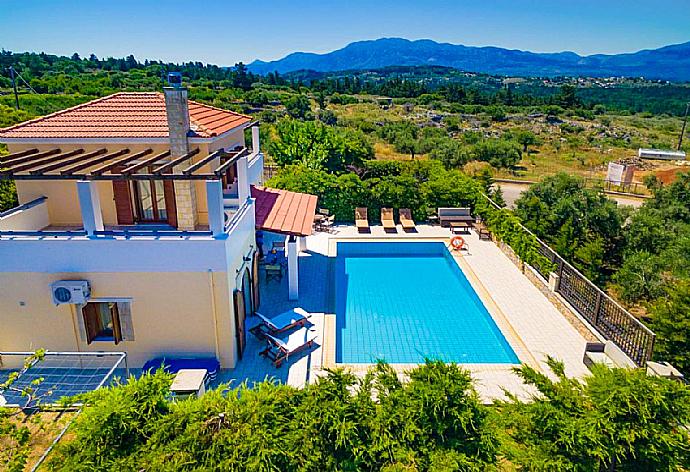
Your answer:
163;76;198;230
163;78;190;157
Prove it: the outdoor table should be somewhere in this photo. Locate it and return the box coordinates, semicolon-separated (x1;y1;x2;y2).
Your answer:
450;221;472;235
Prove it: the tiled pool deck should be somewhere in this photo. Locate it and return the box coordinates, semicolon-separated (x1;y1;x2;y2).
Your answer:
225;224;595;402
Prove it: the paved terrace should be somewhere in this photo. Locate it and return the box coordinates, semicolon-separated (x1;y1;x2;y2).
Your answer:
221;225;595;402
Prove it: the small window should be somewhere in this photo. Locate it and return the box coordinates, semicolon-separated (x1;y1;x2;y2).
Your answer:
82;302;122;344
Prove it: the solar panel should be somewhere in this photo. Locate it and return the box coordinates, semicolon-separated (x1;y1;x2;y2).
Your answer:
0;352;127;408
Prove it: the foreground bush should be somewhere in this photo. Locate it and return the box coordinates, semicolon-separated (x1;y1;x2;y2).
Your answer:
45;360;690;471
48;362;499;471
499;358;690;471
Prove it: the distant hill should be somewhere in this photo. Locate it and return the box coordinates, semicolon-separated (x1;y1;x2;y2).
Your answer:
248;38;690;81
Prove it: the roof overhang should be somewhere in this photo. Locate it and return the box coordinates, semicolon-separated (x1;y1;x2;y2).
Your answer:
0;146;249;181
0;121;257;145
252;186;318;237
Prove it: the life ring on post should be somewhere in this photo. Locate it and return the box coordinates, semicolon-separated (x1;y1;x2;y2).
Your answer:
450;236;465;251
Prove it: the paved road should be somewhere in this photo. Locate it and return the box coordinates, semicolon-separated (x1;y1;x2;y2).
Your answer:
496;182;647;208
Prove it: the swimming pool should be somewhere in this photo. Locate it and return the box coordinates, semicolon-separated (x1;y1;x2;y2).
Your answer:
335;241;519;364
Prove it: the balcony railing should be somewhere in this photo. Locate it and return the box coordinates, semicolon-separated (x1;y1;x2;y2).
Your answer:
0;196;50;234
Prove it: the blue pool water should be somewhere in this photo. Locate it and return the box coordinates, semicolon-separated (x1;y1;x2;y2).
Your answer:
335;242;519;364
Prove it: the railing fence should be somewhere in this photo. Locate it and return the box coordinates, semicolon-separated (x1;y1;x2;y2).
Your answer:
483;195;655;366
263;165;279;181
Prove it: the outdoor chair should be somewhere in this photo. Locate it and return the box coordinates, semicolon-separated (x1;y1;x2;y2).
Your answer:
314;208;331;232
250;307;313;338
259;326;318;367
320;215;335;233
355;207;370;233
399;208;416;232
264;263;283;282
381;207;396;232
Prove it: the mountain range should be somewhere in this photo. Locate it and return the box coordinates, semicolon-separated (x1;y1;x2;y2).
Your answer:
248;38;690;81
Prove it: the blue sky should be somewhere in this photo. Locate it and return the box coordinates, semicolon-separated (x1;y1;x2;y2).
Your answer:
1;0;689;65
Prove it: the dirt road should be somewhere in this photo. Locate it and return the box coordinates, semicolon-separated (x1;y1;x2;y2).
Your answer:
496;181;647;208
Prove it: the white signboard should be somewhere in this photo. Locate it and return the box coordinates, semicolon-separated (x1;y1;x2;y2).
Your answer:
607;162;625;184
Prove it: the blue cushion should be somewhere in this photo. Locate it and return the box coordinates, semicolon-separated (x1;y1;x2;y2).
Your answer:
142;357;220;380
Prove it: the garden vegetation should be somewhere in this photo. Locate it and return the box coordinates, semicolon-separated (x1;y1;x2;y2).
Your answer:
39;361;690;471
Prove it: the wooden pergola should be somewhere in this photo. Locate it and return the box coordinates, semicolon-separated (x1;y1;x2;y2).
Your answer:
0;147;249;181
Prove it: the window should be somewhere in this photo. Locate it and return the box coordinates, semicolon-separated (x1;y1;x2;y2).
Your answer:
81;301;134;345
134;179;167;222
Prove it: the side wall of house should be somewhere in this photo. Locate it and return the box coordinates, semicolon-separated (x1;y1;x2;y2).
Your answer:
0;270;235;368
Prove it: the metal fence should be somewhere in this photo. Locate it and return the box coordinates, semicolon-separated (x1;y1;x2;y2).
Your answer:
263;165;279;181
533;236;655;366
483;194;655;366
584;177;645;195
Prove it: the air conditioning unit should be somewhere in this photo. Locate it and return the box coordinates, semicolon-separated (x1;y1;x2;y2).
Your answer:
51;280;90;305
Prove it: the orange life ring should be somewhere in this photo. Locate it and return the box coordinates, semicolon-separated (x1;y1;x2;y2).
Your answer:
450;236;465;250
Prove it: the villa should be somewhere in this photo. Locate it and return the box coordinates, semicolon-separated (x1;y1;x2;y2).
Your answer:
0;82;657;402
0;81;317;370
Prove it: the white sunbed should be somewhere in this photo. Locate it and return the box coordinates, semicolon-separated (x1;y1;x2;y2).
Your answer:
252;307;312;336
260;326;318;367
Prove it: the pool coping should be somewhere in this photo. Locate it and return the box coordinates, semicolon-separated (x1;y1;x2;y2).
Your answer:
321;236;541;376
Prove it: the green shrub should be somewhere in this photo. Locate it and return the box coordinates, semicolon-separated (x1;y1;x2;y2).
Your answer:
268;119;373;172
499;358;690;471
49;362;499;471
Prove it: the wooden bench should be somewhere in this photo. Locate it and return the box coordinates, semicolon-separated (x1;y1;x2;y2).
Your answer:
438;207;474;227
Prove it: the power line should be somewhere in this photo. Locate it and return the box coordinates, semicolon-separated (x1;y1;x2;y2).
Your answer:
9;66;19;110
679;102;689;151
6;65;43;111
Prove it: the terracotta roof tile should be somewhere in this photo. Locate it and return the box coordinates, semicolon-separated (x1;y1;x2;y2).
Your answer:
0;92;252;140
252;186;318;237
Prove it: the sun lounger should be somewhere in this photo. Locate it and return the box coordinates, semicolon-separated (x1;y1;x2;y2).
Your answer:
355;207;370;233
259;326;318;367
250;307;312;337
381;207;396;232
399;208;416;232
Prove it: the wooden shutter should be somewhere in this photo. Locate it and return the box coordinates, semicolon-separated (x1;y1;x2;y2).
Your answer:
251;251;261;313
233;290;246;360
163;180;177;228
117;301;135;341
112;166;134;225
111;303;123;345
82;303;100;345
76;304;87;343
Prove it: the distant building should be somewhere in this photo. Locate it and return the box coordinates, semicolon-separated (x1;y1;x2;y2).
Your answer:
638;148;686;160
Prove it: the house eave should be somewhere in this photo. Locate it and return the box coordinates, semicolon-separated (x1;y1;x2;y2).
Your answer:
0;121;255;146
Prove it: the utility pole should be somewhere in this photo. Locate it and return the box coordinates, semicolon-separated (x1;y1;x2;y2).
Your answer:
9;66;19;110
679;102;690;151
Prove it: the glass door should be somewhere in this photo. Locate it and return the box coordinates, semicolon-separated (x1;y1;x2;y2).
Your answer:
133;169;168;223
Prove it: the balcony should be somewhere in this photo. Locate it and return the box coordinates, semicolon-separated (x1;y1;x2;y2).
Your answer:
0;197;256;277
0;195;254;241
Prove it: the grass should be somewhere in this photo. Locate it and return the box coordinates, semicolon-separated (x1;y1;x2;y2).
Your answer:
327;101;688;186
1;410;76;472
